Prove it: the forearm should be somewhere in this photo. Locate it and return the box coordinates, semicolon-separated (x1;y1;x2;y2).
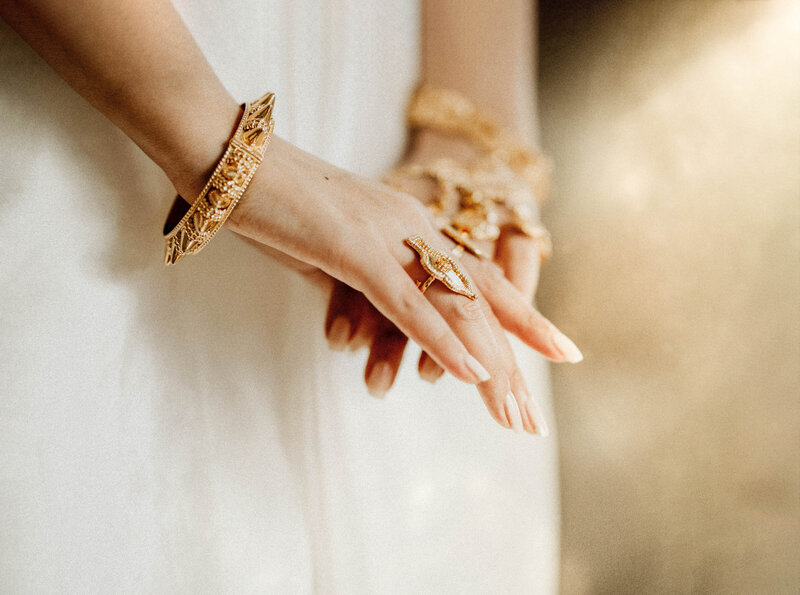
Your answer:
421;0;540;147
0;0;239;199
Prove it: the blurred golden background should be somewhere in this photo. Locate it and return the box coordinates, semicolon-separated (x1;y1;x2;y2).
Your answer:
537;0;800;592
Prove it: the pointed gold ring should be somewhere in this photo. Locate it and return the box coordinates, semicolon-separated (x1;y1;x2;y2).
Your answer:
405;235;477;300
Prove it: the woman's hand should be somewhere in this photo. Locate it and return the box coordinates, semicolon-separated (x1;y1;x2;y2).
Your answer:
0;0;575;438
390;129;550;300
231;134;580;434
323;131;559;394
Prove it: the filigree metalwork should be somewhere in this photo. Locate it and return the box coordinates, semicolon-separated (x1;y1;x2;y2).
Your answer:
163;92;276;265
405;235;477;300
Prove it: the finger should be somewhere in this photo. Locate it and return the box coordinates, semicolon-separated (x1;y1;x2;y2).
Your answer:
470;258;583;363
388;235;521;430
421;279;516;430
364;319;409;398
349;301;381;352
493;227;541;301
361;258;491;385
483;304;550;436
418;351;444;383
324;282;365;351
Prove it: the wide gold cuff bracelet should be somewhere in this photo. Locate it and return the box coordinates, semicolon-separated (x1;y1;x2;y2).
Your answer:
163;92;276;265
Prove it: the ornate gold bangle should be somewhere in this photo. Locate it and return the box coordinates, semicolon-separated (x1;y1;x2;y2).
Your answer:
407;84;552;203
163;92;276;265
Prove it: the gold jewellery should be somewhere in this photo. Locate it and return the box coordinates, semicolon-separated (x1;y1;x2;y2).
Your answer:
163;92;276;265
405;235;476;300
398;155;553;263
407;84;553;202
390;85;554;265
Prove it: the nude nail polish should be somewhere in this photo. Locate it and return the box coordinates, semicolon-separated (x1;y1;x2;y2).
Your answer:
551;330;583;363
524;397;550;437
419;357;444;383
463;354;491;383
367;361;393;398
504;393;524;434
327;317;350;351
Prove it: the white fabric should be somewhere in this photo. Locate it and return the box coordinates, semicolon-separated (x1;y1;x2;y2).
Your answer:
0;1;559;592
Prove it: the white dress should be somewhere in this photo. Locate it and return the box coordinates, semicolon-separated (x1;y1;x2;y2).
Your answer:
0;1;559;592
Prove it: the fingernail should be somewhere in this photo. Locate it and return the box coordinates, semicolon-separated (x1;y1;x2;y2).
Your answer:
504;393;524;434
524;397;550;437
511;384;535;435
419;357;444;383
367;361;393;398
551;330;583;363
327;317;351;351
463;354;491;383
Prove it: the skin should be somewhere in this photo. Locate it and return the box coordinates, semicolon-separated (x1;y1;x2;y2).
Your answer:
324;1;570;433
1;0;580;434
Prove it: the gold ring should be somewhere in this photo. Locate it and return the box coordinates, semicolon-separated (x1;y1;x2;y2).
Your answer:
405;235;477;300
440;224;488;260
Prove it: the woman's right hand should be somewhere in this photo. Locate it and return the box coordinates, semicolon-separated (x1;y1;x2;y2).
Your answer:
225;135;578;433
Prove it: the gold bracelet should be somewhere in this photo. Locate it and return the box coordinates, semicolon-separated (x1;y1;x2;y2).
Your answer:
407;84;552;203
393;156;553;264
163;92;276;265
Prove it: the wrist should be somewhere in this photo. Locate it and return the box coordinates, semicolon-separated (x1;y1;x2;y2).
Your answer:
159;98;244;203
162;92;276;265
407;128;483;165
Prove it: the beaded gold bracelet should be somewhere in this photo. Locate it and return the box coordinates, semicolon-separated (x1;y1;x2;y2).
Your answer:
407;84;552;203
163;92;276;265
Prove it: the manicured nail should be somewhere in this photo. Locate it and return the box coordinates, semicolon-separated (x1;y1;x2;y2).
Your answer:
524;397;550;437
551;330;583;363
513;388;537;435
463;354;491;383
327;316;350;351
504;393;524;434
419;357;444;383
367;361;393;398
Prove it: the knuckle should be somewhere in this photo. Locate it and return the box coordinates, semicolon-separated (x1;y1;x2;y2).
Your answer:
481;261;505;284
432;327;458;355
450;297;486;323
509;366;525;388
409;201;432;223
525;308;544;332
392;286;420;317
352;251;392;292
482;393;510;427
517;309;536;335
